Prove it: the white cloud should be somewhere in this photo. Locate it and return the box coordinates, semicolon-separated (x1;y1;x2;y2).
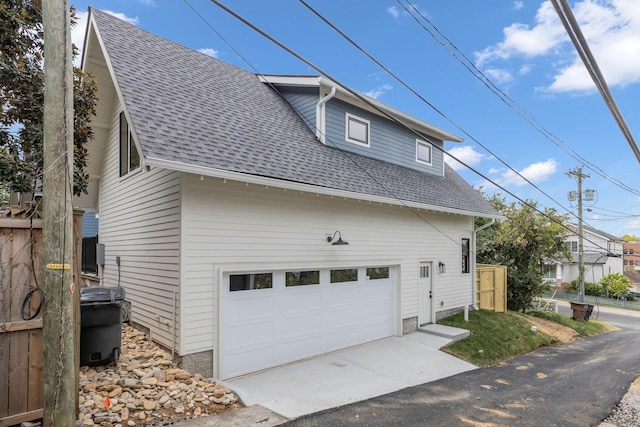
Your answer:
483;67;514;84
387;6;400;18
475;2;564;67
496;158;558;186
71;10;138;67
514;1;524;11
71;10;88;66
445;146;486;171
624;216;640;231
198;48;219;58
476;0;640;93
364;84;393;99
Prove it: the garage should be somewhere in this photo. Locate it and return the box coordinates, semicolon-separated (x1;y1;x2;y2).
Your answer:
220;266;396;379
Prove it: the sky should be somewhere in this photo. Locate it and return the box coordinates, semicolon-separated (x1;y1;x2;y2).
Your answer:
70;0;640;237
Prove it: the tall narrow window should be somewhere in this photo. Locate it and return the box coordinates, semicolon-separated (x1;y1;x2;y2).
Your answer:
461;238;470;274
119;111;140;177
416;139;432;165
345;113;370;147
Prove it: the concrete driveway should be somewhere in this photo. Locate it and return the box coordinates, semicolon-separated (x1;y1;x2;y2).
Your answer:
220;330;476;419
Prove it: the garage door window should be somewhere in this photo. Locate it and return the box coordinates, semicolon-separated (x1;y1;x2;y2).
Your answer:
330;269;358;283
366;267;389;280
286;270;320;287
230;273;273;291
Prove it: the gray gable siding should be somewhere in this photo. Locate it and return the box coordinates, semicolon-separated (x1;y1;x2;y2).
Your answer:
325;98;444;177
279;87;318;135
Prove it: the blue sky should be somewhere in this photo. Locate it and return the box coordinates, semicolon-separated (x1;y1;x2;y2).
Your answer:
71;0;640;237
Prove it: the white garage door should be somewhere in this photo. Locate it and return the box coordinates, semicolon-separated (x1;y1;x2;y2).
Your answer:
220;266;395;379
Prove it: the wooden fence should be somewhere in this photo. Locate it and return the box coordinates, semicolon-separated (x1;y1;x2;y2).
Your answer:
0;213;83;426
0;218;44;426
476;264;507;313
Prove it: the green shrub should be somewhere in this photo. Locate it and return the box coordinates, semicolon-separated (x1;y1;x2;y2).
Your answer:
600;273;631;299
571;279;603;296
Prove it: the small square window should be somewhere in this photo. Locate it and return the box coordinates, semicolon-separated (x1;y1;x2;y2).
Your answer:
416;140;432;165
345;113;370;147
286;270;320;287
366;267;389;280
330;269;358;283
229;273;273;291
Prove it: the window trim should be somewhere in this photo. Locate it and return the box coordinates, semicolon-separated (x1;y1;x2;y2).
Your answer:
119;111;141;177
345;113;370;147
461;237;470;274
415;139;433;166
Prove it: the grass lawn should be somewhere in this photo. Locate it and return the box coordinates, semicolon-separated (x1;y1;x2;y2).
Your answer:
529;310;615;337
438;309;614;367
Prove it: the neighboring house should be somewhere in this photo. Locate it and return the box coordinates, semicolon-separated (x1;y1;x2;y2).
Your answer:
623;242;640;273
623;242;640;295
555;223;624;284
74;9;500;380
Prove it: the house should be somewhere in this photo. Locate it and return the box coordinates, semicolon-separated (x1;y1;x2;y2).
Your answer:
623;242;640;294
623;242;640;273
552;223;624;285
75;8;500;380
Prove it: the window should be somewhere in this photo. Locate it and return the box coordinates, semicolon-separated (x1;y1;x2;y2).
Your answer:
345;113;370;147
461;238;470;274
230;273;272;291
420;265;430;278
567;241;578;252
366;267;389;280
286;270;320;287
119;111;140;177
416;139;432;165
330;269;358;283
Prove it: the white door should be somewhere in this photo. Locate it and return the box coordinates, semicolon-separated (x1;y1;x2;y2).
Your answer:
220;267;395;379
418;262;433;326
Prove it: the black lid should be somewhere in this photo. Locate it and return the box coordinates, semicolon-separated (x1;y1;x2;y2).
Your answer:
80;286;125;303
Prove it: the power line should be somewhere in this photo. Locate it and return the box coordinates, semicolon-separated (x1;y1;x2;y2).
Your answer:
196;0;615;255
550;0;640;165
400;0;640;197
293;1;617;248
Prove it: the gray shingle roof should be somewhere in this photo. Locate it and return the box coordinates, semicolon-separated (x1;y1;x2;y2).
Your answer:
90;9;498;218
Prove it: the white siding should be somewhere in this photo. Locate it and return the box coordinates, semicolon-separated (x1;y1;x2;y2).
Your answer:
181;174;474;356
99;103;181;349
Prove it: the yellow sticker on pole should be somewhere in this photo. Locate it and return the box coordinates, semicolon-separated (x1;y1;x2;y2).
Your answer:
46;263;71;270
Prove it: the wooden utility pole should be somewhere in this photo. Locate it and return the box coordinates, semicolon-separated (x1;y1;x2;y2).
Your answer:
567;167;590;303
42;0;77;425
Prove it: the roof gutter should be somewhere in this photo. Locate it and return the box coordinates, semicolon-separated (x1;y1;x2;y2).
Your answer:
145;157;504;220
315;85;336;143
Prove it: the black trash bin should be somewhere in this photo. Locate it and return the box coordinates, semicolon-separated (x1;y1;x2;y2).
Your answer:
570;301;593;321
584;304;594;321
80;286;126;366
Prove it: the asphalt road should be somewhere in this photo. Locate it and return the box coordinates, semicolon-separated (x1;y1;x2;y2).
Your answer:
558;300;640;331
284;311;640;427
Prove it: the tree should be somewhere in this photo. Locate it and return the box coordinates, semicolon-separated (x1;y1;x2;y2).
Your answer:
476;194;570;312
0;0;97;197
600;273;631;299
620;234;640;243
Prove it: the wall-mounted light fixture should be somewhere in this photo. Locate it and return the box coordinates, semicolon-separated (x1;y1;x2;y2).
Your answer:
327;231;349;246
438;261;446;273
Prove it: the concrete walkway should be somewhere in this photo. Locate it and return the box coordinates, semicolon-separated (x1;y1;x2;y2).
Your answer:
221;329;476;419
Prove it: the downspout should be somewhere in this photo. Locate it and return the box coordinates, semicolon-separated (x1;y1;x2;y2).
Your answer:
473;218;496;310
315;86;336;143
